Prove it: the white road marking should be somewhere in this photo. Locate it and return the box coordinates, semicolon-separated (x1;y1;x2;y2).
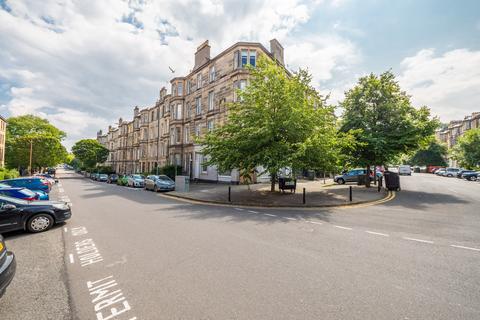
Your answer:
366;231;389;237
64;227;68;233
248;210;259;214
264;213;278;217
69;254;75;264
234;208;244;211
402;237;434;244
58;188;64;193
306;221;323;225
450;244;480;252
334;225;353;230
284;217;297;221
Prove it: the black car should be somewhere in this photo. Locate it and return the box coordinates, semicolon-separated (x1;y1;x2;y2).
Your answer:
0;195;72;233
0;234;16;298
462;171;478;181
456;170;475;178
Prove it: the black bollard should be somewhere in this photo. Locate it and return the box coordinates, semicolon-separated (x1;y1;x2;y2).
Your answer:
349;186;353;202
303;188;306;204
228;186;231;202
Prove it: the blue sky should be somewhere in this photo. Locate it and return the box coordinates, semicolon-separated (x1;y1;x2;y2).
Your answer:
1;0;479;149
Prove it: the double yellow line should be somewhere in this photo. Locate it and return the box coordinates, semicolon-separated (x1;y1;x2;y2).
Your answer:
339;190;396;209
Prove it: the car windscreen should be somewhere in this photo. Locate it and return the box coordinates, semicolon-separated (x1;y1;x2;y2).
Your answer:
132;175;143;179
158;175;173;182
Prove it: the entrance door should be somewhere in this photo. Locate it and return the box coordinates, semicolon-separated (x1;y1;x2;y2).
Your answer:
194;153;201;179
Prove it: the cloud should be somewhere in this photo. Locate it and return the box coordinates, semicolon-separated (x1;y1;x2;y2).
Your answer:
398;48;480;122
0;0;359;149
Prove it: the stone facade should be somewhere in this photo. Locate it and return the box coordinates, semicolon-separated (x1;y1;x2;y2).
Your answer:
97;39;284;182
435;111;480;166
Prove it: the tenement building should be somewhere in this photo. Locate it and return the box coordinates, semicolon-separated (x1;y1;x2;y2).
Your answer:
97;39;285;183
0;115;6;167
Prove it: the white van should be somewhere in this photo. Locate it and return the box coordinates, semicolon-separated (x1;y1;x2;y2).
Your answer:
398;165;412;176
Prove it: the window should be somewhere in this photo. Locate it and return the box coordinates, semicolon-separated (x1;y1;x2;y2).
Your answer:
170;128;175;144
186;80;190;95
184;126;190;143
172;84;177;96
207;119;214;132
176;127;181;144
234;50;240;69
196;73;202;89
186;103;191;119
208;91;214;111
241;50;248;67
201;155;208;173
177;82;183;96
195;124;201;137
209;65;215;82
175;103;182;120
234;80;247;102
249;50;256;67
196;97;202;115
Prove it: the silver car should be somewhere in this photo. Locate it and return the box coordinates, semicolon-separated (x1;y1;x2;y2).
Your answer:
144;175;175;192
127;174;145;187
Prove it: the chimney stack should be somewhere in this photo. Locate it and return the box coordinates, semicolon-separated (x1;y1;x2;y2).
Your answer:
194;40;210;70
269;39;284;66
134;106;139;117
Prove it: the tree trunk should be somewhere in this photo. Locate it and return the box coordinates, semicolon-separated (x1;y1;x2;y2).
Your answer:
270;172;276;192
365;164;371;188
373;165;377;185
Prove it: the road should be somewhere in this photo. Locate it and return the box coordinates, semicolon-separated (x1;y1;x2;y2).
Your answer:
2;171;480;319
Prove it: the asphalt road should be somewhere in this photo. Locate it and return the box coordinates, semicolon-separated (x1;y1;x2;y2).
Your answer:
2;171;480;319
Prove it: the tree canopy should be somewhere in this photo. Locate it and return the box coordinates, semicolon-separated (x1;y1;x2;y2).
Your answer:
340;71;439;168
408;139;448;166
6;115;68;170
71;139;109;169
450;128;480;169
200;56;348;191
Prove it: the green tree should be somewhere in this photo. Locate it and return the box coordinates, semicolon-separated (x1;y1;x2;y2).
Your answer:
6;115;68;171
408;139;448;166
71;139;109;169
200;57;340;191
450;128;480;169
339;71;438;186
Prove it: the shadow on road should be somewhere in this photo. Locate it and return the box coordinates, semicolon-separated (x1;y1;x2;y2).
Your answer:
384;189;470;211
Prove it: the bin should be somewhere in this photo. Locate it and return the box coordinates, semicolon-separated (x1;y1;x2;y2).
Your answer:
357;174;367;186
175;176;190;192
384;171;400;191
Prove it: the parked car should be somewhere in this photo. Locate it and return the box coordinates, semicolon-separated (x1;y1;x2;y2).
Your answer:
444;167;461;177
0;234;16;298
0;195;72;233
127;174;145;188
0;187;40;201
36;173;57;184
0;177;51;193
117;175;128;186
398;165;412;176
435;169;446;176
107;174;119;184
334;169;380;184
98;174;108;182
145;175;175;192
462;171;478;181
457;169;475;178
33;190;49;200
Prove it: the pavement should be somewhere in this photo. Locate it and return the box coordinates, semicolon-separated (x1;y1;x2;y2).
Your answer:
1;171;479;319
166;179;387;207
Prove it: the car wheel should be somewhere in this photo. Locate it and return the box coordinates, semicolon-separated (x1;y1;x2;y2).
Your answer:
27;214;54;233
154;185;158;192
337;178;345;185
472;177;477;181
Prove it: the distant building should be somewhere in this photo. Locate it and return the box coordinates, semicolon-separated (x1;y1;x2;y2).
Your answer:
0;115;6;167
435;112;480;166
98;39;285;182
